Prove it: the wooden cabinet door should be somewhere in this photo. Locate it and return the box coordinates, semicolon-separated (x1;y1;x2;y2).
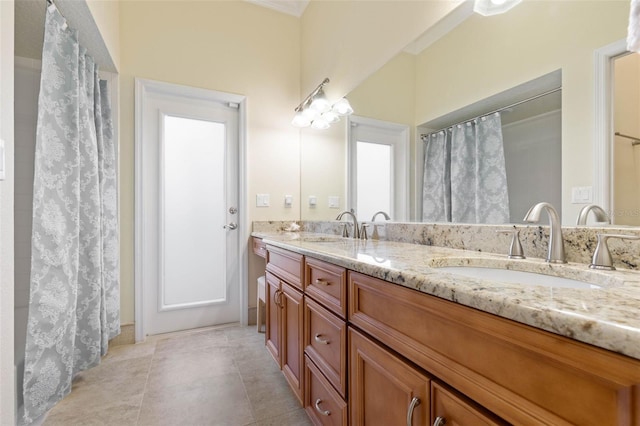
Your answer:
265;272;282;367
349;328;430;426
281;281;304;405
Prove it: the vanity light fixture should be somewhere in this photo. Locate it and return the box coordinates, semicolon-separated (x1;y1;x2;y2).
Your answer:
473;0;522;16
291;77;354;129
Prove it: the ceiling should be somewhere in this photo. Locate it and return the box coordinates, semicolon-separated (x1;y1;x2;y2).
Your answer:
15;0;117;72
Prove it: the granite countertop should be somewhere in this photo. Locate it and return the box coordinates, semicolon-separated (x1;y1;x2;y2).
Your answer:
252;231;640;360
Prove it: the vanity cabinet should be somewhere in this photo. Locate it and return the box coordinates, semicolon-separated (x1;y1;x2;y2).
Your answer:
261;242;640;425
266;247;305;404
349;270;640;425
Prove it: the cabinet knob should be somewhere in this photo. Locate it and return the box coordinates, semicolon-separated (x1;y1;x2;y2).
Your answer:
314;333;330;345
433;416;446;426
406;396;421;426
314;399;331;416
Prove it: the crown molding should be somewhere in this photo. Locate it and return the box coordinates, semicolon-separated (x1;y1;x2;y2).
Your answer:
403;0;474;55
245;0;309;18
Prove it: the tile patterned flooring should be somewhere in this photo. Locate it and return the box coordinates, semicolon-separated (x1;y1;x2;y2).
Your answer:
43;325;312;426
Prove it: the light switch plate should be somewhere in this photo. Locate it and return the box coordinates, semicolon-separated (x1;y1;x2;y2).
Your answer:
571;186;592;204
284;195;293;207
256;194;270;207
328;196;340;209
308;196;317;207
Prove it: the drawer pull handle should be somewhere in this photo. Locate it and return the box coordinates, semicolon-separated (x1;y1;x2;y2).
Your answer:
315;278;330;286
314;333;330;345
406;397;421;426
433;416;446;426
275;289;283;308
314;399;331;416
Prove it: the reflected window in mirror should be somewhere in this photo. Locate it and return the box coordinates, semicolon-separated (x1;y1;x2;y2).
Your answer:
348;117;409;221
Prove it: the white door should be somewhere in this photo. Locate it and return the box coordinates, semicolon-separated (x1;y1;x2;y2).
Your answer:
348;116;409;221
136;79;241;336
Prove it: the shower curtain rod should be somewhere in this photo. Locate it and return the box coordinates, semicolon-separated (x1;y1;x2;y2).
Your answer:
420;87;562;141
615;132;640;146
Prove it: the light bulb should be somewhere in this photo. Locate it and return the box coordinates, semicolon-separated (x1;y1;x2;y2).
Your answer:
311;117;330;130
332;98;354;116
310;88;331;113
322;110;340;124
291;110;311;128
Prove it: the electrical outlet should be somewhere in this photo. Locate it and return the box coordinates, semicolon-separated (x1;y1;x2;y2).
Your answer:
309;196;317;207
284;195;293;207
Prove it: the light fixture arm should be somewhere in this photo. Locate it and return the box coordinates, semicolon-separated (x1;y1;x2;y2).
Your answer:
295;78;330;112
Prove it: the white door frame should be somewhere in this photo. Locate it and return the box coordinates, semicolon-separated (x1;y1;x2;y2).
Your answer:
134;78;248;342
347;115;410;221
593;38;627;216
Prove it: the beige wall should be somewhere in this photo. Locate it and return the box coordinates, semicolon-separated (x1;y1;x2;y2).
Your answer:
414;0;629;224
613;53;640;225
118;0;301;323
87;0;120;70
300;0;462;101
300;121;348;219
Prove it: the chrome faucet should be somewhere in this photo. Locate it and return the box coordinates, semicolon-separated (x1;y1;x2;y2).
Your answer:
523;202;566;263
336;211;359;239
371;211;391;222
576;204;610;226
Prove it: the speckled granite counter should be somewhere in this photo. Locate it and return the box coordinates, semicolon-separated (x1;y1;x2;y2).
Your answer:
252;231;640;360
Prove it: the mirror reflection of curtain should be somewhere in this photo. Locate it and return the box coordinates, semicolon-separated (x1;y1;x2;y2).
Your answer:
423;113;510;224
422;131;450;221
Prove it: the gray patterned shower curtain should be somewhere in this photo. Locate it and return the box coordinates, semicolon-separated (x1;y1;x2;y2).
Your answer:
423;112;510;223
21;4;120;424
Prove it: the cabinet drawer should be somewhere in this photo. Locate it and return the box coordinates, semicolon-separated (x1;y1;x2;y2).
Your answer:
305;257;347;318
304;297;347;398
252;237;267;258
304;355;348;426
432;382;506;425
266;245;303;290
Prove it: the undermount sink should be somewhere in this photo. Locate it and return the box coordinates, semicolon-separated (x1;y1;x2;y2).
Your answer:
438;266;601;289
297;235;345;243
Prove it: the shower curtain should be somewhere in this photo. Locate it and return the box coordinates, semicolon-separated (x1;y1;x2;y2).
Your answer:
21;4;120;424
423;113;510;224
422;131;451;222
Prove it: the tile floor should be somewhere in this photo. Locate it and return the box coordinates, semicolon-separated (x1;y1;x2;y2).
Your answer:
42;324;312;426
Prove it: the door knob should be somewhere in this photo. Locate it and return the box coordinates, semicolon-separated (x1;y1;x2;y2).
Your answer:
223;223;238;230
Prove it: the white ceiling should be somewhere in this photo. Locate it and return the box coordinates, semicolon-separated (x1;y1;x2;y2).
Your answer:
15;0;117;72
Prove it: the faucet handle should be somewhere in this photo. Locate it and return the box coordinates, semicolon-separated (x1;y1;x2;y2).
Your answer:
496;229;525;259
590;233;640;270
360;223;370;240
341;223;350;238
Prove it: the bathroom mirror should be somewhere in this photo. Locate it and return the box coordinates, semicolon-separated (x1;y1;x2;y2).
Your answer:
299;0;634;226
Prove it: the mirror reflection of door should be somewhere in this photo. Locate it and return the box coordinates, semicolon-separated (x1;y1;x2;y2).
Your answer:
348;117;409;221
613;53;640;226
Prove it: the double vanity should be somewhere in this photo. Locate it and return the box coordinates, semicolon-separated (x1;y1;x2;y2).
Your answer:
252;222;640;425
